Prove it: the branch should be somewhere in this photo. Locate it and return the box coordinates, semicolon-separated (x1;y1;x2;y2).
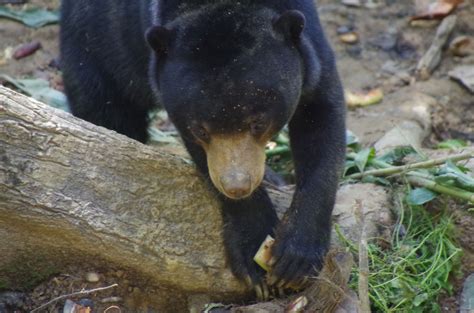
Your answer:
407;175;474;203
31;284;118;312
346;152;473;179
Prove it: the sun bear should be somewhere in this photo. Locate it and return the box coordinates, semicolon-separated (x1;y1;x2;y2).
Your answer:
60;0;346;299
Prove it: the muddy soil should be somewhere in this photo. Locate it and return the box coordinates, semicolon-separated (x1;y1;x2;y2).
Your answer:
0;0;473;312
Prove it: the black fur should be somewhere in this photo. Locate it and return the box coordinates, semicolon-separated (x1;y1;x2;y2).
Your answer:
60;0;346;296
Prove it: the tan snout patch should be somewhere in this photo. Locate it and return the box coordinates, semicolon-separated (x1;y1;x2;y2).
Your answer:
202;132;267;199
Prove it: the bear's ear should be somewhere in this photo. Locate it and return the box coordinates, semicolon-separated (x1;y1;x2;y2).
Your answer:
145;26;172;54
273;10;305;41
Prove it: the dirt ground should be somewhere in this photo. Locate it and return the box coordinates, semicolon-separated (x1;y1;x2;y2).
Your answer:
0;0;473;312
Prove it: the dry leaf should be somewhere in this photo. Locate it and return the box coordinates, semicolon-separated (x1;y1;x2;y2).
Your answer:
339;32;359;44
412;0;463;20
449;36;474;56
346;88;384;108
13;40;42;60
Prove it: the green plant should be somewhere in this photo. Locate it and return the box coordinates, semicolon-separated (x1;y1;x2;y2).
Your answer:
337;193;462;312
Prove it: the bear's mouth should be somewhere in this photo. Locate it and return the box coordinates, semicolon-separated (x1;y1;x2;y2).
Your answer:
202;132;267;200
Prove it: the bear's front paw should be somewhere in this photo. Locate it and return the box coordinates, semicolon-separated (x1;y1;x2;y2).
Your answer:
268;228;328;289
227;247;270;300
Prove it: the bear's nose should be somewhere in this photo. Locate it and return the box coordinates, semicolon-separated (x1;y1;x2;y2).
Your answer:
220;172;252;199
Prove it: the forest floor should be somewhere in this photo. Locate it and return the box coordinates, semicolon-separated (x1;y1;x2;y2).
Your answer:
0;0;473;312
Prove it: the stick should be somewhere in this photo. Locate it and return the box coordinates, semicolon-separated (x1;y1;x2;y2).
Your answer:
30;283;119;312
407;175;474;203
416;15;457;80
346;152;473;179
355;200;371;313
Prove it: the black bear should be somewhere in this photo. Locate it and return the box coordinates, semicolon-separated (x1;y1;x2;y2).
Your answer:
60;0;346;299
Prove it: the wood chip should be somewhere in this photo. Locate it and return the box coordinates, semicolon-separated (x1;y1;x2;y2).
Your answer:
416;15;457;80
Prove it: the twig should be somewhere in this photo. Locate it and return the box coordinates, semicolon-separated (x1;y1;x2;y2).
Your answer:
407;175;474;203
355;200;371;313
346;152;473;179
30;283;119;312
416;15;457;80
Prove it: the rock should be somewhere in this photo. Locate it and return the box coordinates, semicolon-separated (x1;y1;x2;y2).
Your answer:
0;292;26;312
374;120;426;153
77;298;94;309
460;274;474;313
341;0;361;7
85;272;100;283
374;92;435;154
188;294;211;313
63;299;92;313
63;299;77;313
337;25;355;35
332;183;392;247
449;65;474;94
370;28;398;51
334;290;359;313
101;297;123;303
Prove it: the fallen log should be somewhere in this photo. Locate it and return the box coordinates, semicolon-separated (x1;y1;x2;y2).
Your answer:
0;86;391;312
0;86;246;297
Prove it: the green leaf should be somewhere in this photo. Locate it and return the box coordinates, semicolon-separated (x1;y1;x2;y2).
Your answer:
406;188;438;205
413;293;429;306
377;146;417;164
436;161;474;191
1;75;69;111
436;139;468;150
343;160;356;176
275;132;289;145
346;130;360;150
361;175;390;186
354;147;375;173
0;6;59;28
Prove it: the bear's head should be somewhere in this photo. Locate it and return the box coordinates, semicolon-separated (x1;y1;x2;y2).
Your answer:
146;4;307;199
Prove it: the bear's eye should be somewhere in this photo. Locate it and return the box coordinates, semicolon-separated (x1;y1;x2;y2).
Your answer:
192;125;210;142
